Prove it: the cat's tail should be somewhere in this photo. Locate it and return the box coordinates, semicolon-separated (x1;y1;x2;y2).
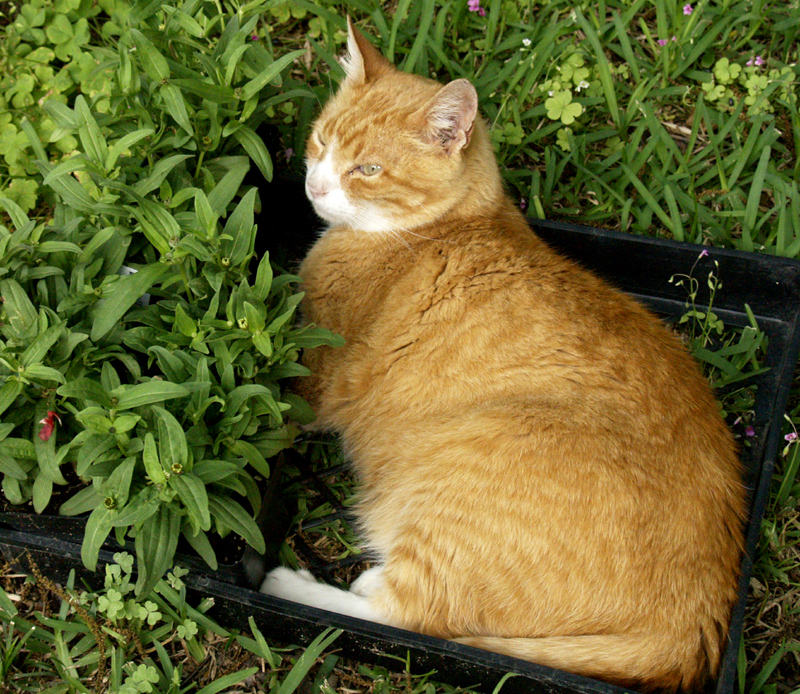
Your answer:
453;633;711;693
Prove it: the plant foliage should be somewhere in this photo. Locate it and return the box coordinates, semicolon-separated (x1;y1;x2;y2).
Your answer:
0;0;341;593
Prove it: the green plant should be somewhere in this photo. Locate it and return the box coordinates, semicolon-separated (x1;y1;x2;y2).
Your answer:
0;0;341;595
0;552;344;693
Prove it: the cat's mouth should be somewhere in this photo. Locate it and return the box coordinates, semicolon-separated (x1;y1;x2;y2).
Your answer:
307;188;397;234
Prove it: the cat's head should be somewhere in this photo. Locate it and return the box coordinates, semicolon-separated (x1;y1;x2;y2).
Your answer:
305;20;501;233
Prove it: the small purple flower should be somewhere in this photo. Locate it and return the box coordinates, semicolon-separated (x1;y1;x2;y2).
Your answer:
683;4;693;15
284;148;294;162
468;0;485;15
520;197;527;211
746;55;764;67
785;432;798;442
745;425;756;438
251;34;259;41
658;39;669;46
699;249;709;258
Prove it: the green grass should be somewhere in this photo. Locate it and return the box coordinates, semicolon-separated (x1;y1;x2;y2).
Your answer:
0;0;799;691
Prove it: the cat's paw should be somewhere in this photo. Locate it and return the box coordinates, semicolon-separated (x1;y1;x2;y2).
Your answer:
350;565;384;598
261;567;318;599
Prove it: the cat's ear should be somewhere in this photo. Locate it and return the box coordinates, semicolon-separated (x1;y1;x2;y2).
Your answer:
420;79;479;157
341;18;392;84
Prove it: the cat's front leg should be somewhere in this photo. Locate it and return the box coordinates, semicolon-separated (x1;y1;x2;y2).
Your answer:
261;567;390;624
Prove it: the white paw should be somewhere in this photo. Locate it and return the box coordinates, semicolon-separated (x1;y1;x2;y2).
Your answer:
260;567;318;599
350;565;384;598
260;565;390;624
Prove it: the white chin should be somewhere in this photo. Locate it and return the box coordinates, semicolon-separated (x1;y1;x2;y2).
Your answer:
312;199;396;234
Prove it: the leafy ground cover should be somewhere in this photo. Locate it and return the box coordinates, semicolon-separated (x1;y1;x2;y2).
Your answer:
0;0;799;692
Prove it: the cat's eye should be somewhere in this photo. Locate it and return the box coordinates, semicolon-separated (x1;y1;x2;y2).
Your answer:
357;164;382;176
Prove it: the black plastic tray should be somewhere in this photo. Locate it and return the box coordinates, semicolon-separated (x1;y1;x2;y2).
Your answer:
3;209;800;694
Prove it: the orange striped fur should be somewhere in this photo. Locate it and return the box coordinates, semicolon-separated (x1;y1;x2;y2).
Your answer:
262;21;745;692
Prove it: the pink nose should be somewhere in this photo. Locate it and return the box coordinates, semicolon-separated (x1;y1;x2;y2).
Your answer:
307;179;330;199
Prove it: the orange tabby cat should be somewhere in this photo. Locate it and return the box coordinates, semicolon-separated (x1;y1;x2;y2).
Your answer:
262;21;745;693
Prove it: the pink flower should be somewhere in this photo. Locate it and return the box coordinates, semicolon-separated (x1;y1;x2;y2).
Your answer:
786;432;798;442
284;148;294;162
38;420;53;441
683;4;693;15
658;39;669;46
745;425;756;438
38;410;61;442
478;7;486;15
468;0;483;13
699;249;709;258
520;197;527;211
747;55;764;67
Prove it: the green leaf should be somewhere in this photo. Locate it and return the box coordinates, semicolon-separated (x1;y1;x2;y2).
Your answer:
0;380;23;418
143;432;166;485
222;188;257;266
274;628;342;694
227;439;270;478
134;154;193;196
130;28;170;82
32;474;53;513
196;668;259;694
207;159;249;216
181;526;217;571
82;505;116;570
170;79;236;103
174;304;197;337
0;454;27;481
253;252;273;301
23;364;65;383
160;83;193;135
106;128;155;170
170;472;211;533
153;406;188;470
91;263;172;341
233;125;272;181
0;196;30;230
1;279;37;338
253;332;273;359
135;503;180;595
75;434;117;477
75;96;108;166
244;302;265;333
240;49;304;101
110;487;159;527
114;381;189;410
20;324;65;367
57;378;113;407
59;485;102;516
105;456;136;507
207;494;265;554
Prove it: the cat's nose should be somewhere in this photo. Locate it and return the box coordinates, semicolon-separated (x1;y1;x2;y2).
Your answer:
306;178;330;199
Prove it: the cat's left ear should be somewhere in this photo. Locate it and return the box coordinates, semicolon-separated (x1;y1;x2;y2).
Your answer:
421;79;478;157
341;17;393;84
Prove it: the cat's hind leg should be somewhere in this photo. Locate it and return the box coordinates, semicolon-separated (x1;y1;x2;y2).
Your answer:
261;567;391;624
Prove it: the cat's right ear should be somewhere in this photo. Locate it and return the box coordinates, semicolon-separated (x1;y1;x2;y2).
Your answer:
341;17;392;84
421;79;479;157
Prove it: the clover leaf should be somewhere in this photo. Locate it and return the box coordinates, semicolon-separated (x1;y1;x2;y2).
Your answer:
3;179;38;213
176;619;198;640
545;90;583;125
713;58;741;84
